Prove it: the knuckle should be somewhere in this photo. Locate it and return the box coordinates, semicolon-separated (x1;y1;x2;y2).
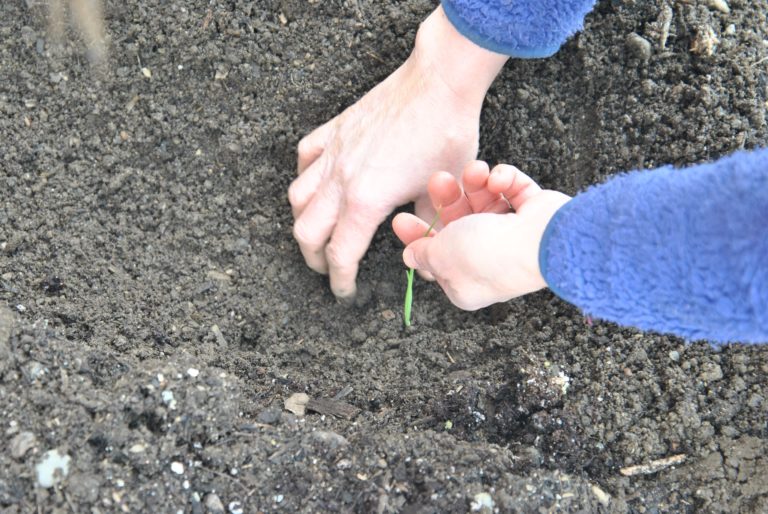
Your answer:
287;181;304;207
324;241;349;269
292;220;318;246
297;137;315;158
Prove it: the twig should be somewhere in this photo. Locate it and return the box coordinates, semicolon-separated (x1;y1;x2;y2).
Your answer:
619;454;687;476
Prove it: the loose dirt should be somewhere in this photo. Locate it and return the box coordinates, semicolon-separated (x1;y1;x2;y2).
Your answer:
1;0;766;512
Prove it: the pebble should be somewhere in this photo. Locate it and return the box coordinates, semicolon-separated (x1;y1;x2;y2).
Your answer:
470;492;494;513
228;501;243;514
35;449;71;488
284;392;310;416
187;368;200;378
257;407;281;425
708;0;730;14
591;484;611;506
171;461;185;475
306;430;348;450
669;350;680;362
162;390;177;410
10;431;37;459
699;363;723;383
203;493;225;513
626;33;652;61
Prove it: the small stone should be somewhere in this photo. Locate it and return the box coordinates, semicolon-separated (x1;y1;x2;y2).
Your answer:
626;33;652;60
228;501;243;514
204;493;225;514
470;492;494;513
591;484;611;506
284;392;310;416
380;309;396;321
10;431;37;459
35;449;71;488
699;363;723;383
141;67;152;78
170;461;185;475
161;390;177;409
708;0;730;14
257;407;281;425
669;350;680;362
306;430;348;449
187;368;200;378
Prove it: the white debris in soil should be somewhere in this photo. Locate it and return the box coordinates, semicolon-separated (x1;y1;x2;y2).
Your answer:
554;371;571;395
170;461;185;475
162;390;177;410
228;501;244;514
591;484;611;506
186;367;200;378
285;392;310;416
470;492;494;512
35;449;71;488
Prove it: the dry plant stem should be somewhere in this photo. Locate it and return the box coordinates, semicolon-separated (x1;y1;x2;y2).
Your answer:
403;211;441;327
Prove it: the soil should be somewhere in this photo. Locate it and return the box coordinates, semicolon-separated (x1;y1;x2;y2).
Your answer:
1;0;767;513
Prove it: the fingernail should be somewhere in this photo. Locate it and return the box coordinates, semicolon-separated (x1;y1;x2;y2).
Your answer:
403;248;417;269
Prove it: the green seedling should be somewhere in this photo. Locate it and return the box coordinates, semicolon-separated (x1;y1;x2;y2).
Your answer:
403;211;441;327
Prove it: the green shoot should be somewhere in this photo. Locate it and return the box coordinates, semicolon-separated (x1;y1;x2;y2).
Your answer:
403;211;441;327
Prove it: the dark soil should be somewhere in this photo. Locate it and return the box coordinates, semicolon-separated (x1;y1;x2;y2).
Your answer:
1;0;767;512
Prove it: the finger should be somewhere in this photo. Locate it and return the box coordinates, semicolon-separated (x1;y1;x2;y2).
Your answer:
488;164;543;211
288;158;325;218
325;199;385;299
292;181;342;275
392;213;437;246
461;160;507;214
402;236;435;273
427;171;472;225
297;120;334;174
394;208;437;281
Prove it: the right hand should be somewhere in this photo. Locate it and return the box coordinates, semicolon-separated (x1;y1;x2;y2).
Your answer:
289;6;508;300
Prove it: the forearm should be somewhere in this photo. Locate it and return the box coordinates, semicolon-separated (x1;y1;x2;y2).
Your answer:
539;148;768;344
441;0;597;57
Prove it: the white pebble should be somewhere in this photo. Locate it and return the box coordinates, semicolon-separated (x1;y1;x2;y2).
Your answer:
161;390;177;409
35;449;71;488
171;461;184;475
187;368;200;378
708;0;730;14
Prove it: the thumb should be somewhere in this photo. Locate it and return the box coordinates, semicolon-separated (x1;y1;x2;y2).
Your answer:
403;237;433;272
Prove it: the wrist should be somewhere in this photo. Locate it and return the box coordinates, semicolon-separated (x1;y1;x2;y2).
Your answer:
535;193;573;294
410;6;508;108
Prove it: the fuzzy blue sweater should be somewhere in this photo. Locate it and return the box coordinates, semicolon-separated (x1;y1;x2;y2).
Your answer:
442;0;597;57
442;1;768;343
539;149;768;344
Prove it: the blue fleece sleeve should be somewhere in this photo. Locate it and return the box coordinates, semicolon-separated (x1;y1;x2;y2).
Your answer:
441;0;597;58
539;148;768;344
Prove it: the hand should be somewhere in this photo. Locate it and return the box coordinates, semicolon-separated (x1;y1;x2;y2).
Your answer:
289;6;508;299
392;162;571;310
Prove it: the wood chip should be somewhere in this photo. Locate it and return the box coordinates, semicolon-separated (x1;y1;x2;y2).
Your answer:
619;454;687;476
306;398;360;420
